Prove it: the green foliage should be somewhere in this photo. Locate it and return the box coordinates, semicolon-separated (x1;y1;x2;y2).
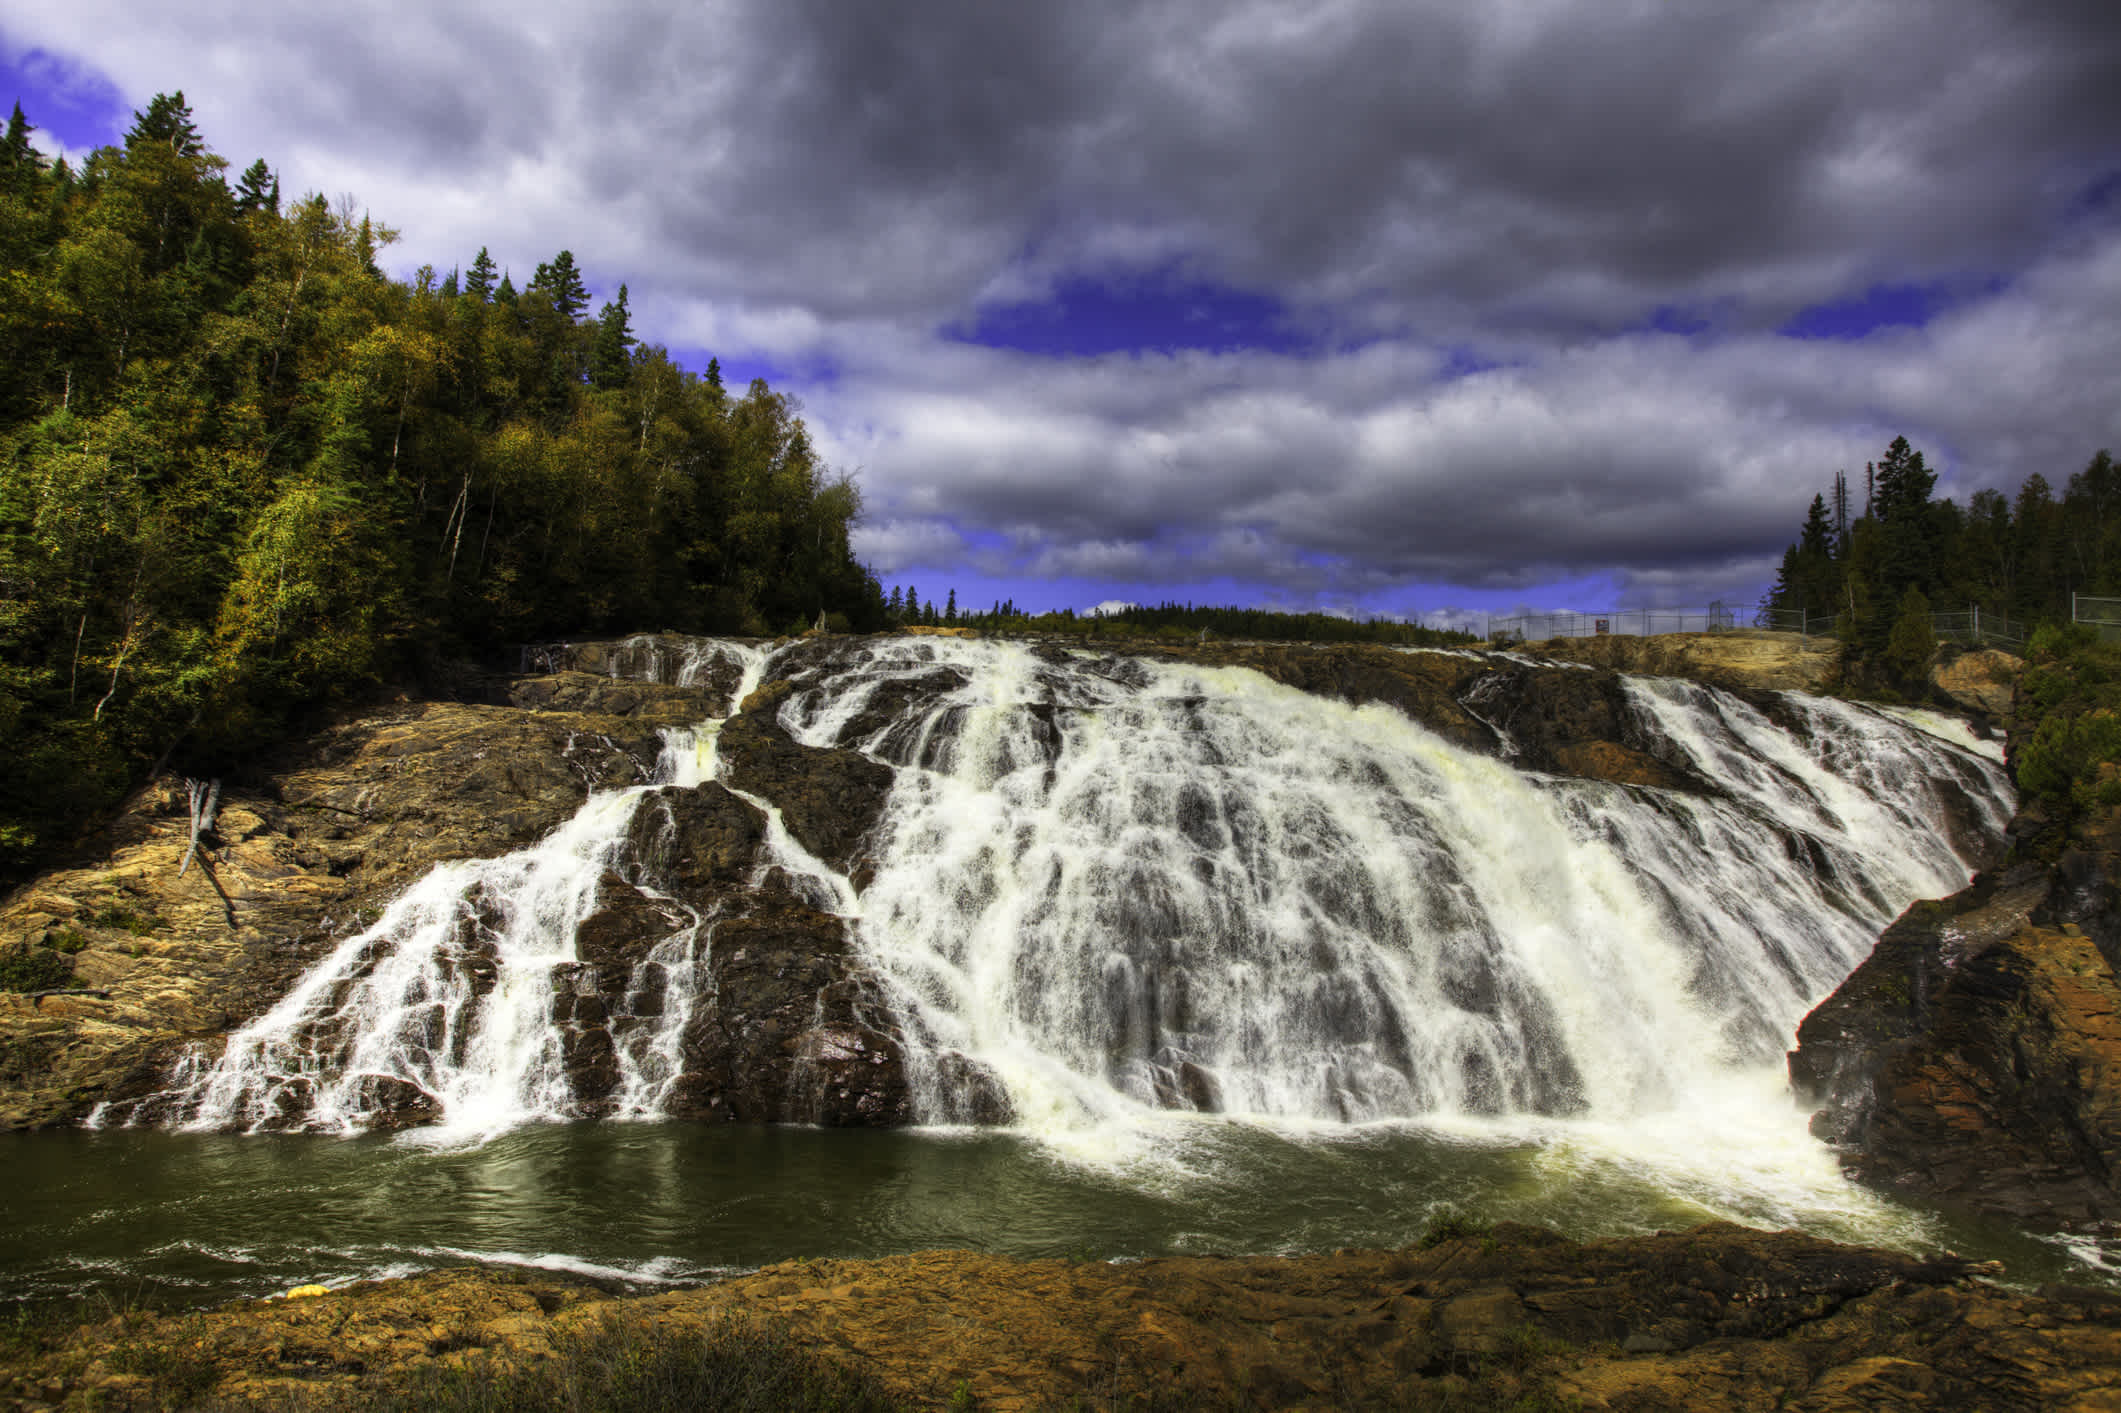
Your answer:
2018;712;2121;815
0;96;885;883
1767;440;2121;652
1884;585;1936;680
0;945;73;992
1418;1211;1494;1249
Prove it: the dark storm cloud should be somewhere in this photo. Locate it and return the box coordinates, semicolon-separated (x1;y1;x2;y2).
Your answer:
9;0;2120;605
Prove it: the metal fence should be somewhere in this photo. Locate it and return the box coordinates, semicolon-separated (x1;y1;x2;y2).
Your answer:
1488;602;2025;648
1486;604;1741;641
2078;594;2121;643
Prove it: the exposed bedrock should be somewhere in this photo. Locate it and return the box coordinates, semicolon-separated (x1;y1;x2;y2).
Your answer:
1792;800;2121;1229
0;667;932;1131
16;1224;2121;1411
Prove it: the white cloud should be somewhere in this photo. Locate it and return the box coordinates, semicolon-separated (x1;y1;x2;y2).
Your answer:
8;0;2117;605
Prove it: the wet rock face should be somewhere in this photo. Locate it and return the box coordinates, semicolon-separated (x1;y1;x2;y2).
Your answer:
0;692;697;1130
1142;641;1712;792
1791;823;2121;1228
0;666;938;1134
715;679;896;877
646;895;911;1126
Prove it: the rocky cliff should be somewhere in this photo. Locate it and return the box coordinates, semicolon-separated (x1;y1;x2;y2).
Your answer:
1789;805;2121;1229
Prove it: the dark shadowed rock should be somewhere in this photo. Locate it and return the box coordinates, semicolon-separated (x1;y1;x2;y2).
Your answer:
1792;816;2121;1228
663;897;916;1126
623;784;767;903
716;680;896;877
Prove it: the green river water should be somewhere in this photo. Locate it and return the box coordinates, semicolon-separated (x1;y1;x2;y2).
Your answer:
3;1103;2105;1313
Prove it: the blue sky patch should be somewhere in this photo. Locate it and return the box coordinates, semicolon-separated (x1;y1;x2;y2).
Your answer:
1780;282;1956;341
949;270;1309;358
0;43;126;153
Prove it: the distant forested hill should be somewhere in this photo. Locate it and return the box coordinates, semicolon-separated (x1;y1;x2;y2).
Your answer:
0;92;884;878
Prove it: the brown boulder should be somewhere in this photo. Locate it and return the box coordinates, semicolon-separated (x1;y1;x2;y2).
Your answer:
1931;645;2024;720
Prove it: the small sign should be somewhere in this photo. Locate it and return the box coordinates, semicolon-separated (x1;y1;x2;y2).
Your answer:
1594;618;1610;635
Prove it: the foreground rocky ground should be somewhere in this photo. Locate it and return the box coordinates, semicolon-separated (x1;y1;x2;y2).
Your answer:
4;1222;2118;1411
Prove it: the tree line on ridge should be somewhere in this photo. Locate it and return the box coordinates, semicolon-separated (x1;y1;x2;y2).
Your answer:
0;93;886;880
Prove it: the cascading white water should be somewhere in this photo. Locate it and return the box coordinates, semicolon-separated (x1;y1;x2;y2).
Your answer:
767;639;2009;1144
154;641;772;1140
138;633;2011;1173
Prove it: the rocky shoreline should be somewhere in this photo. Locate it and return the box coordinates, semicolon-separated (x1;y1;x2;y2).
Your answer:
6;1221;2120;1410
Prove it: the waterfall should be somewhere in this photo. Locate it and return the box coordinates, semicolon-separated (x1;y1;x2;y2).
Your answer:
145;641;772;1141
775;639;2007;1132
126;635;2010;1148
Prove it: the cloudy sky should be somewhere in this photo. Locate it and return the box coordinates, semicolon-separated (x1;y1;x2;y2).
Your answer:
6;2;2119;623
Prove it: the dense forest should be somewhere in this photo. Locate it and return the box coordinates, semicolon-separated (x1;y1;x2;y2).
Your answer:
1762;435;2120;673
0;94;886;879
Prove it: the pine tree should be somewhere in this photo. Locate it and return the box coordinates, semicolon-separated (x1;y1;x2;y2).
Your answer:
465;248;497;302
1;103;37;193
234;158;278;215
1873;436;1935;522
944;588;957;623
495;271;517;305
590;283;634;388
705;356;723;392
125;91;203;157
529;250;588;319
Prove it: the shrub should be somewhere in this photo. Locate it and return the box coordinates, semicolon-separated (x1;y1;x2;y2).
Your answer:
1418;1212;1494;1249
0;946;73;993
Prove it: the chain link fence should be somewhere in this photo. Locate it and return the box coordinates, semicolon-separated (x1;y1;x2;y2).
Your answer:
2078;594;2121;643
1489;602;2025;648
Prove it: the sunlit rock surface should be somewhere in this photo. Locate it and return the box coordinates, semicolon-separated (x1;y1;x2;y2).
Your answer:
9;1225;2120;1411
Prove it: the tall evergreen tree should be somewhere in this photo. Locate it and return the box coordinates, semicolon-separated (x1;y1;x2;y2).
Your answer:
233;158;278;215
529;250;588;319
465;247;497;302
125;91;203;157
590;283;633;388
0;102;37;191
